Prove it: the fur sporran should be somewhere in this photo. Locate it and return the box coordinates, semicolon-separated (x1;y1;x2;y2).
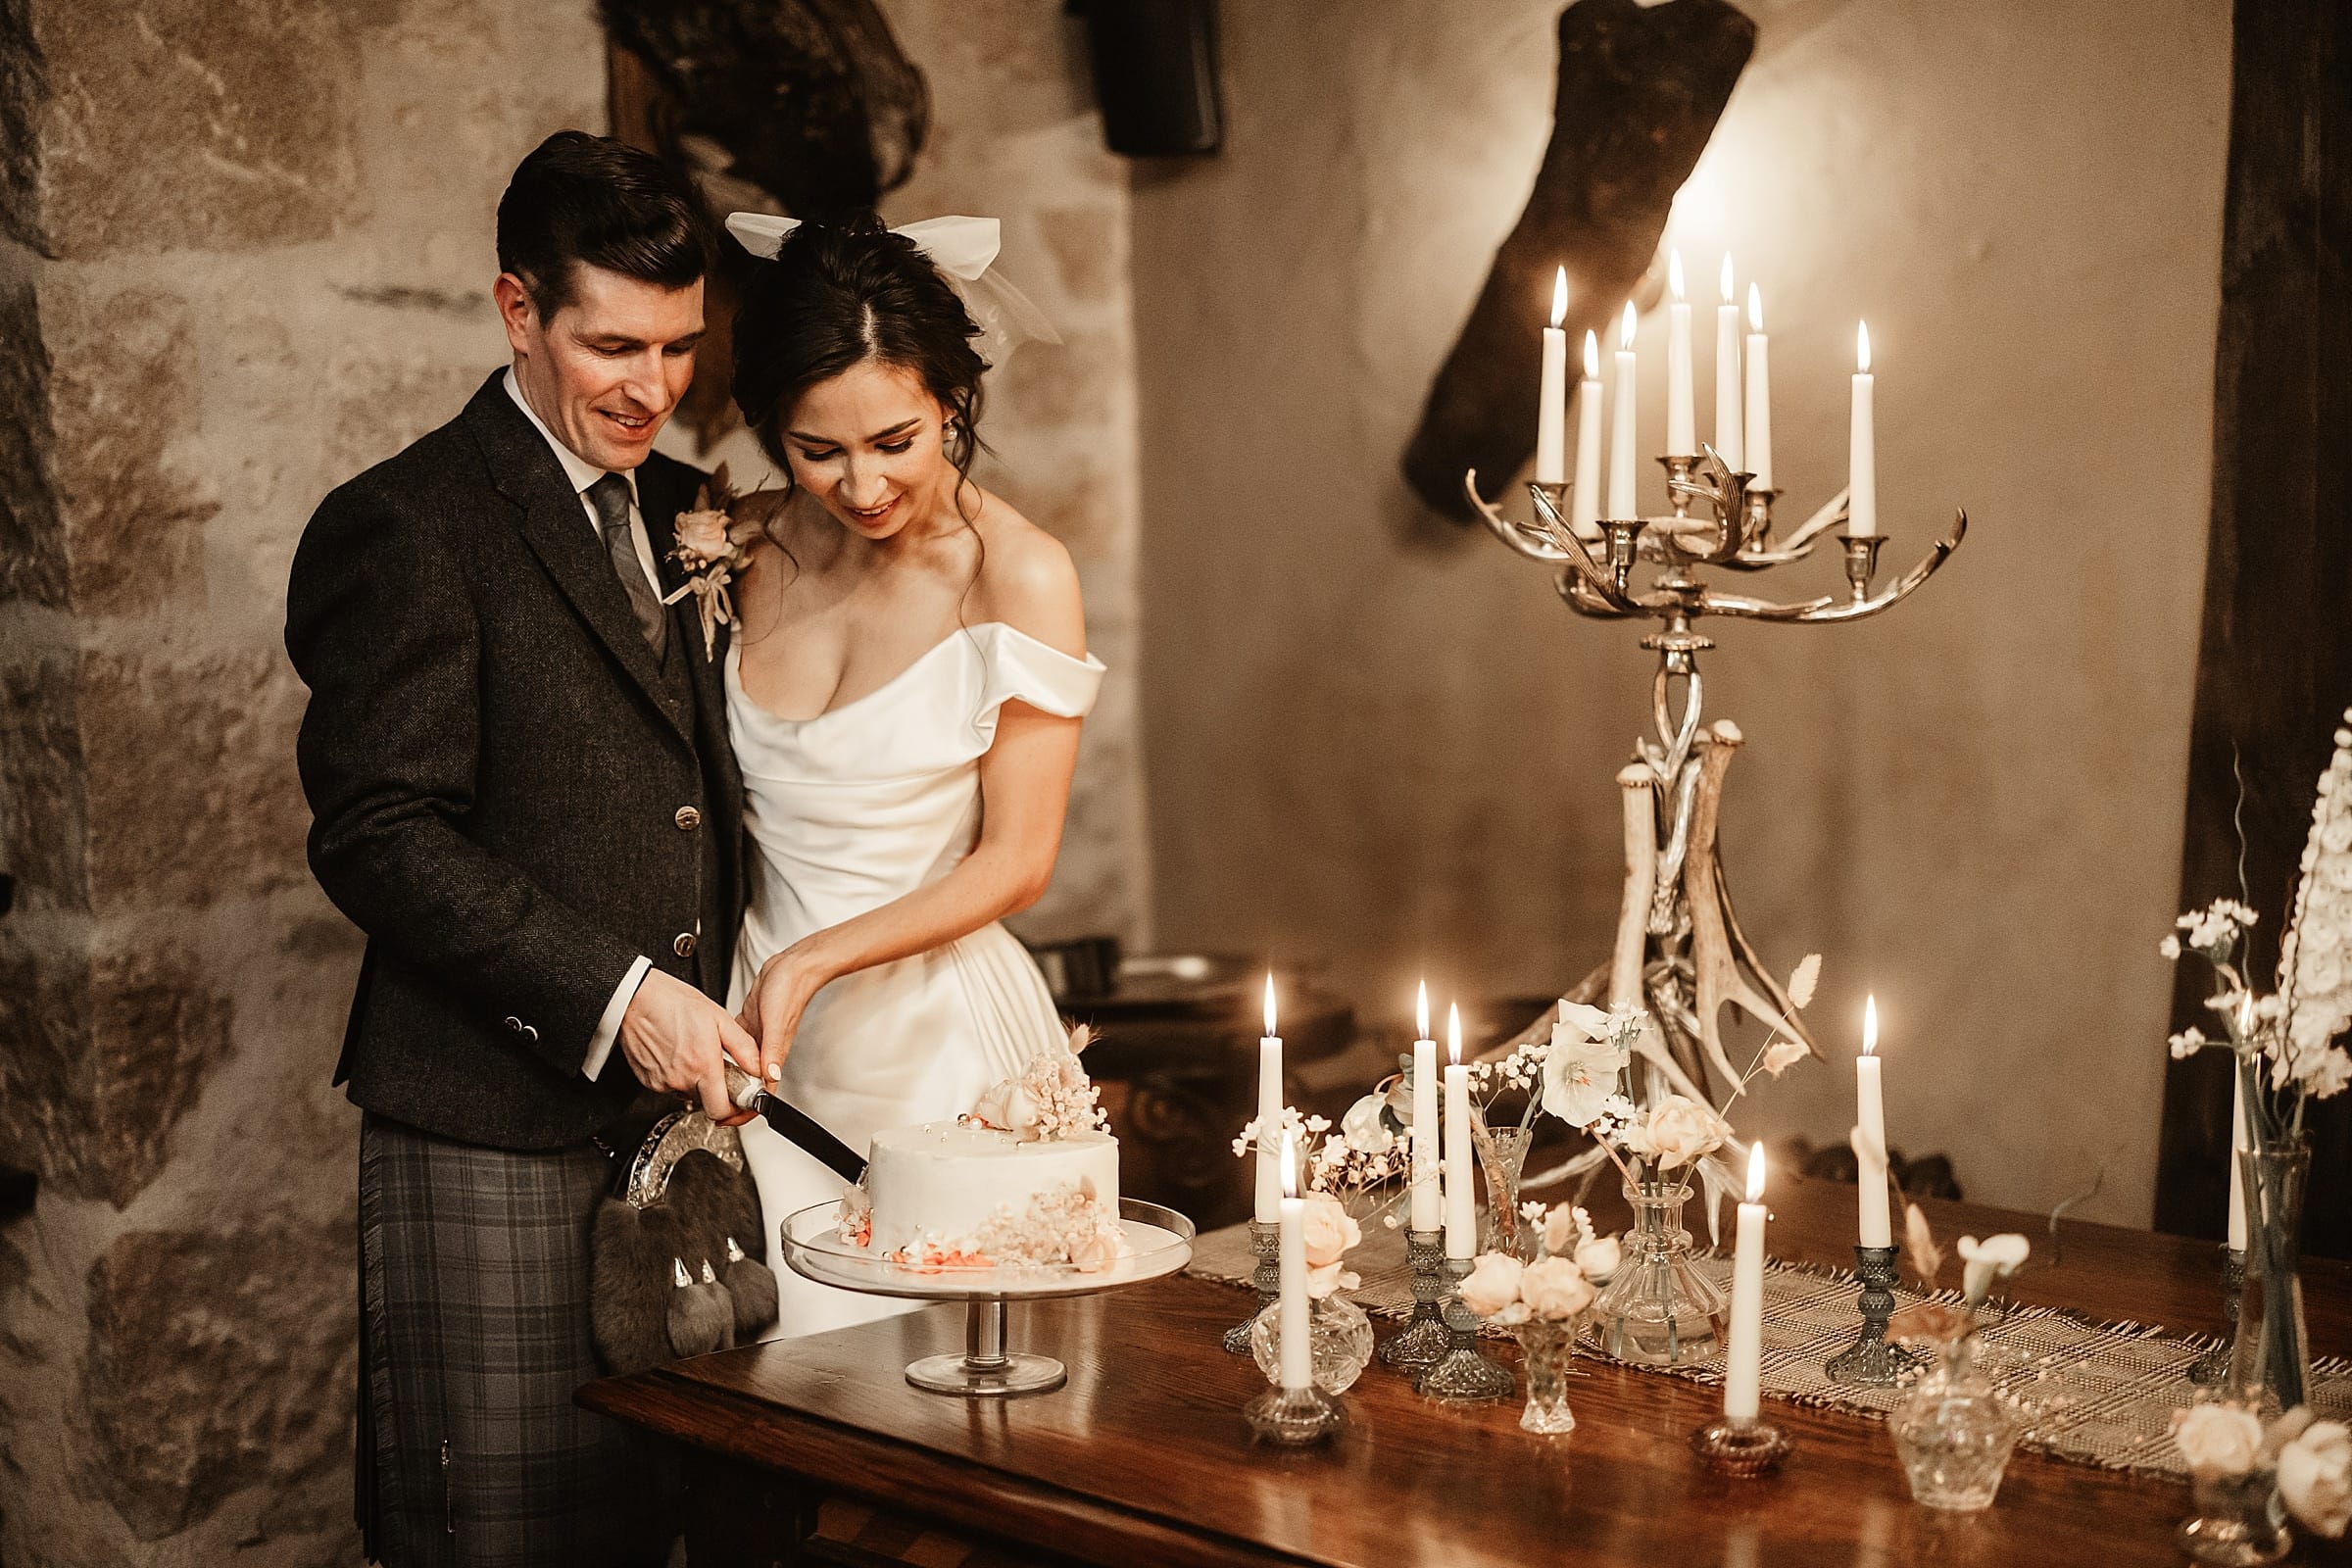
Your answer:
589;1111;779;1374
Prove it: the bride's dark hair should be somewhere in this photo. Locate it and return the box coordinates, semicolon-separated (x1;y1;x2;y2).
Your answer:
730;213;990;502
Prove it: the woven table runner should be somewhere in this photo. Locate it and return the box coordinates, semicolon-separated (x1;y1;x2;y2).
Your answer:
1187;1221;2352;1479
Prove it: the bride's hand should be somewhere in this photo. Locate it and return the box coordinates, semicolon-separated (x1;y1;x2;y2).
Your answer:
744;950;823;1084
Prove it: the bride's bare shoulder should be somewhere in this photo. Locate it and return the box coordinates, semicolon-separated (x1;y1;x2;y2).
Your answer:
966;491;1083;657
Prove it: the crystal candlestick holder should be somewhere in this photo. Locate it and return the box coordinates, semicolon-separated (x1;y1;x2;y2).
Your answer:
2187;1246;2247;1388
1826;1244;1921;1388
1222;1220;1278;1354
1412;1256;1515;1403
1245;1383;1347;1446
1377;1229;1451;1370
1689;1415;1794;1478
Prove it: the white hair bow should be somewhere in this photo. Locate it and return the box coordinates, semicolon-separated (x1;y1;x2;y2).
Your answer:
723;212;1058;361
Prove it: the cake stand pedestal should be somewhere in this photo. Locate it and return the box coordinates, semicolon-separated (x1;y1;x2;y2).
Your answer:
779;1198;1196;1398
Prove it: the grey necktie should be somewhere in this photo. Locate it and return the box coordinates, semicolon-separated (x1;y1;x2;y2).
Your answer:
585;472;669;660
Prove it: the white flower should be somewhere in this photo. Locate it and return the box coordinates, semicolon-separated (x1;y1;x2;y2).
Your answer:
971;1078;1040;1137
2278;1417;2352;1538
2160;934;2182;959
1541;1013;1630;1127
1759;1038;1808;1077
1956;1233;2030;1303
1902;1202;1944;1286
1339;1093;1394;1155
2169;1027;2208;1059
2173;1402;2265;1479
1519;1255;1594;1321
1572;1232;1621;1284
1645;1095;1730;1170
1787;953;1822;1009
674;508;732;562
1458;1252;1525;1319
1541;1203;1582;1258
1557;999;1614;1039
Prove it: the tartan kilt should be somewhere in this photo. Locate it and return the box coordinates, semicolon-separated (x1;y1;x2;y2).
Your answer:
358;1112;672;1567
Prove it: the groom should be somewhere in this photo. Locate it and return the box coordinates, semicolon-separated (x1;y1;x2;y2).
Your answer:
288;131;754;1566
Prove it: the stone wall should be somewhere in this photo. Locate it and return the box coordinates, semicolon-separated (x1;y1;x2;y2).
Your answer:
0;1;1144;1561
1128;0;2230;1226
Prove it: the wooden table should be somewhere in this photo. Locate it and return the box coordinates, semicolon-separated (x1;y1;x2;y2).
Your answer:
582;1175;2351;1566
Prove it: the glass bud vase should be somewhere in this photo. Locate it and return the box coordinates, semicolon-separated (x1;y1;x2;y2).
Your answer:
2176;1467;2290;1566
1250;1290;1376;1396
1888;1337;2017;1512
1513;1317;1581;1435
1593;1179;1727;1366
2230;1140;2311;1416
1475;1123;1536;1258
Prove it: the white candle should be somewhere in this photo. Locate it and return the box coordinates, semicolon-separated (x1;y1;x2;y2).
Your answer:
1856;995;1890;1248
1713;254;1742;472
1849;321;1877;537
1411;980;1442;1232
1255;971;1283;1224
1666;249;1694;457
1743;283;1773;492
1570;331;1603;539
2228;1066;2249;1251
1277;1128;1311;1390
1725;1143;1769;1423
1607;302;1638;520
1536;267;1569;486
1444;1003;1474;1257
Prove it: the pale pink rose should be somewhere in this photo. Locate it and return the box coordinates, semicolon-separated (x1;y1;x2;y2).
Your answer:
675;509;731;561
1518;1255;1594;1321
972;1078;1040;1137
2174;1402;2265;1479
1572;1233;1621;1284
1304;1259;1360;1299
1298;1194;1360;1270
2279;1418;2352;1538
1645;1095;1729;1170
1068;1227;1121;1274
1457;1251;1525;1319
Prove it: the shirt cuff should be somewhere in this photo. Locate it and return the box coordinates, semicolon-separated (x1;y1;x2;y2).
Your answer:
583;956;654;1082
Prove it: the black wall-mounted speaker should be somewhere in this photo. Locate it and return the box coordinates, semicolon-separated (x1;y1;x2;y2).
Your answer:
1070;0;1223;158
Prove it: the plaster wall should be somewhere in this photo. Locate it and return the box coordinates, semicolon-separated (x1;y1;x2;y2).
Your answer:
1130;0;2230;1225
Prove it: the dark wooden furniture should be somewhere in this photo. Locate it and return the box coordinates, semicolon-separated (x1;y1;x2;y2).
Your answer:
582;1174;2351;1567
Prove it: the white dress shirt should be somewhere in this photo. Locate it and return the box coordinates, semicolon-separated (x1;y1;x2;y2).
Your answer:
502;368;658;1082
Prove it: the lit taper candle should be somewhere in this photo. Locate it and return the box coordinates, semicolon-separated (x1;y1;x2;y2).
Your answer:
1849;321;1877;537
1255;971;1283;1224
1278;1126;1311;1390
1571;330;1603;539
1725;1143;1769;1423
1743;282;1773;491
1666;249;1694;456
1536;267;1569;486
1855;995;1890;1248
1444;1003;1474;1258
1713;253;1743;472
1607;302;1639;519
1411;980;1442;1232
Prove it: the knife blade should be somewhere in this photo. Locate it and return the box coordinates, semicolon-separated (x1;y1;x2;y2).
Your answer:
724;1064;866;1185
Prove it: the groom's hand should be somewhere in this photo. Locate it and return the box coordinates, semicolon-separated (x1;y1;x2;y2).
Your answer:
619;971;760;1125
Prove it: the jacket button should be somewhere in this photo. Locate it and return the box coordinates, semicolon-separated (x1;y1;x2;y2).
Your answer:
674;806;702;831
673;932;697;958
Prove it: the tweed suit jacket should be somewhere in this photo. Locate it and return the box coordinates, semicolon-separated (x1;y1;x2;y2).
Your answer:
287;370;745;1150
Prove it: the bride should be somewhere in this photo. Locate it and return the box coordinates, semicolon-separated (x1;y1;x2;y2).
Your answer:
718;212;1102;1337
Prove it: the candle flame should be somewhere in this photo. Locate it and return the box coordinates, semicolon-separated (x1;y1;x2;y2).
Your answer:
1446;1002;1462;1066
1620;300;1638;351
1263;970;1277;1039
1747;281;1763;332
1719;252;1735;305
1280;1126;1298;1199
1857;320;1873;374
1669;248;1686;302
1550;266;1568;327
1583;329;1599;380
1746;1141;1767;1202
1862;994;1880;1056
1416;979;1431;1041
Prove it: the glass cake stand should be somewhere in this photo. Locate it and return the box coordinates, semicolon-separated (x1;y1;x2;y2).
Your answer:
779;1198;1195;1396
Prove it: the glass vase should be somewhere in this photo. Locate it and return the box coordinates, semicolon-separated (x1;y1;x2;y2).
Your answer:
1887;1337;2018;1512
2230;1140;2311;1416
1250;1290;1376;1396
1513;1317;1581;1435
2176;1468;2290;1565
1592;1178;1727;1366
1475;1122;1536;1258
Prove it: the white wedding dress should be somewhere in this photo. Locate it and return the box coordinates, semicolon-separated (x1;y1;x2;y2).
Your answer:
726;619;1106;1338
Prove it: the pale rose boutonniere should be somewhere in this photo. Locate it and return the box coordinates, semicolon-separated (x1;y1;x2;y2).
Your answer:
1298;1194;1362;1298
663;465;762;661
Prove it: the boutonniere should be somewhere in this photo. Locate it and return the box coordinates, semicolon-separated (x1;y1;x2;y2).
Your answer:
662;464;763;662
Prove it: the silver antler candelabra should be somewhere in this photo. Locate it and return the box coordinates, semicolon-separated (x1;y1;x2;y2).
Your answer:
1466;450;1967;1095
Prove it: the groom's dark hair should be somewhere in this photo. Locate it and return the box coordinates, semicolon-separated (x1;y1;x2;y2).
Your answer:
496;130;712;318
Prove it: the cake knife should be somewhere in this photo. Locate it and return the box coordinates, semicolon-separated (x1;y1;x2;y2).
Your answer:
722;1063;867;1185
